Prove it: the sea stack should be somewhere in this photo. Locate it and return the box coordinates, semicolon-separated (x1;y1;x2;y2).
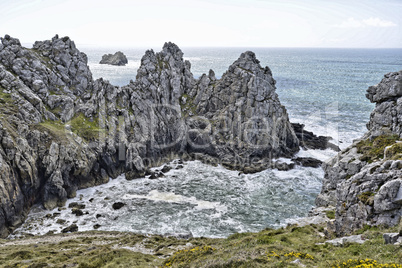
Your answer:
99;51;128;66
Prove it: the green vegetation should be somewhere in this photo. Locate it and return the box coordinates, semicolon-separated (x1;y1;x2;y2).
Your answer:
0;89;18;116
0;88;20;139
29;48;54;70
238;66;253;74
356;134;401;163
1;224;401;268
33;119;69;144
332;259;402;268
156;55;169;74
326;210;336;220
32;114;103;144
385;142;402;160
358;192;375;205
180;93;197;117
0;90;13;105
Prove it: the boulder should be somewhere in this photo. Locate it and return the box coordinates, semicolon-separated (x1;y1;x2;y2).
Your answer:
71;208;84;216
291;123;340;151
383;233;399;244
325;235;366;246
112;202;126;210
61;224;78;233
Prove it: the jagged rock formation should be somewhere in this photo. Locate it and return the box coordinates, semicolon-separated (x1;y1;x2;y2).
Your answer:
0;35;302;237
316;71;402;236
292;123;340;152
99;51;128;66
184;51;299;170
366;71;402;137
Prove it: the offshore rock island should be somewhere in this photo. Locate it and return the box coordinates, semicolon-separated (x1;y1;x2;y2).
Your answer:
0;34;337;237
0;33;401;251
99;51;128;66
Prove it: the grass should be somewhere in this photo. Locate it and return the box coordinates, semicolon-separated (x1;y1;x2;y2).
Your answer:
161;224;402;268
356;135;401;163
385;142;402;160
180;93;197;117
0;89;18;116
31;119;69;145
69;113;102;142
31;113;103;144
1;224;401;268
326;210;336;220
358;192;375;205
0;88;20;139
0;90;13;105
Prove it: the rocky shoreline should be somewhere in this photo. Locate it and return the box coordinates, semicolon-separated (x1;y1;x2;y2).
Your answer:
316;70;402;236
0;34;337;238
0;34;401;241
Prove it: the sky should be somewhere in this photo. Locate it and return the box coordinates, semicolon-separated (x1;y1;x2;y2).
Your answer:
0;0;401;48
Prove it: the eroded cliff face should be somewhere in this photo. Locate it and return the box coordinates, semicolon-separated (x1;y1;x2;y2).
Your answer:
186;51;299;167
316;71;402;236
0;35;299;237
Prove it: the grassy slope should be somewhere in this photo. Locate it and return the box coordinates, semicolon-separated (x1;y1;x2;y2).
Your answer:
1;224;401;268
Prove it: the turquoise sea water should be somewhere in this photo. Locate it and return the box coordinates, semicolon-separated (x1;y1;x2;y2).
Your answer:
13;46;402;238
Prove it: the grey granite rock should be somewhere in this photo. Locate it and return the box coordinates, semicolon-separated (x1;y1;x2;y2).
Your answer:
316;70;402;236
99;51;128;66
0;35;307;238
383;233;399;244
325;235;366;246
366;71;402;137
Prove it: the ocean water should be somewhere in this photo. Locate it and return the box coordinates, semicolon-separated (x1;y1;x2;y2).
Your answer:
12;46;402;238
81;46;402;147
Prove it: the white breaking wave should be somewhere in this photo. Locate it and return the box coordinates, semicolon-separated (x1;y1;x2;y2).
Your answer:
122;190;227;212
12;160;324;238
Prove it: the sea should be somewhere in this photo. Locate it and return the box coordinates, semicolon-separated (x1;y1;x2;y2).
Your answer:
11;46;402;238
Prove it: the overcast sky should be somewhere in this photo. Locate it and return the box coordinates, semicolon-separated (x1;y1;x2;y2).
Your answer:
1;0;401;48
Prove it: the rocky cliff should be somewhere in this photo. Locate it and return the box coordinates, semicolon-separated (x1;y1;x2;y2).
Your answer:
99;51;128;66
316;70;402;236
0;35;303;237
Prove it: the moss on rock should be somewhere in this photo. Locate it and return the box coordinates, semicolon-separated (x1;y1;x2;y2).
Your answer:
356;134;400;163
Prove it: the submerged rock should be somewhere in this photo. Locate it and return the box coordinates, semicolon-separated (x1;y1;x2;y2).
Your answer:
292;123;340;151
61;224;78;233
71;208;84;216
112;202;126;210
99;51;128;66
293;157;323;168
68;202;86;209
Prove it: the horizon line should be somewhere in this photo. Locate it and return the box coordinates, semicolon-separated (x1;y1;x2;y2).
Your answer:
19;42;402;50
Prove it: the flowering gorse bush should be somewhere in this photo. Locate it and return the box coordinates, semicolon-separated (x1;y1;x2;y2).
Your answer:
332;259;402;268
267;250;314;261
